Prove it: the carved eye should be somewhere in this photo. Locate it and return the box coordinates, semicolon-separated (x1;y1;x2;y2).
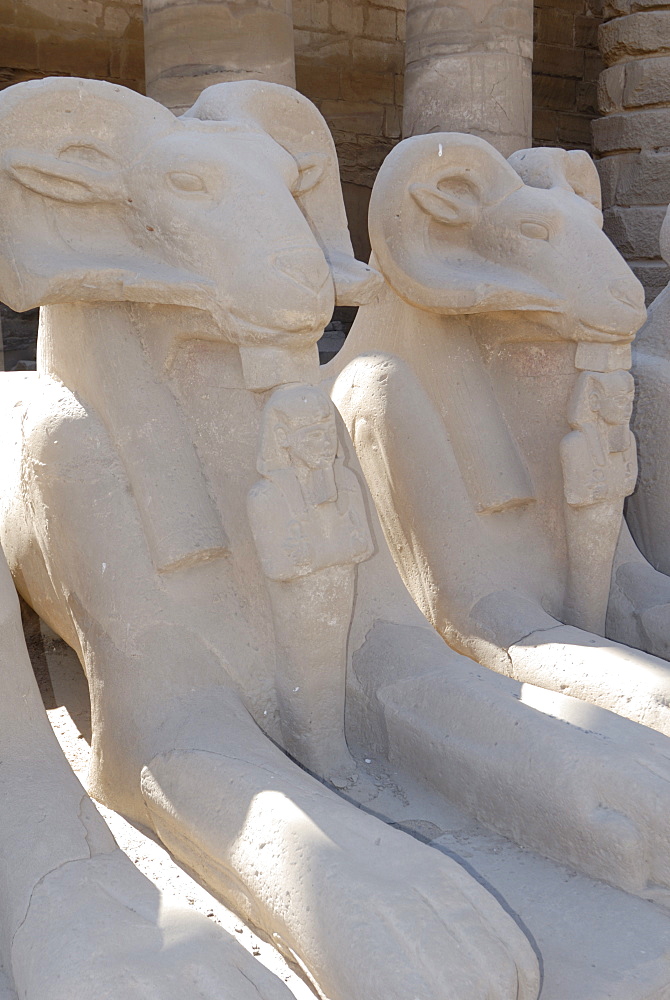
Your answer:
169;171;206;193
520;221;550;241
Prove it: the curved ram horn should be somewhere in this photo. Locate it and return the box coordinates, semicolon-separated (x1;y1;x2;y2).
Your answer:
183;81;383;308
0;77;185;313
508;146;602;212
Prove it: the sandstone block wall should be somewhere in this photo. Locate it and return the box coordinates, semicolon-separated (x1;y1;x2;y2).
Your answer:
0;3;602;215
144;0;296;114
594;0;670;303
295;0;602;255
293;0;405;256
0;0;144;91
533;0;602;151
402;0;533;157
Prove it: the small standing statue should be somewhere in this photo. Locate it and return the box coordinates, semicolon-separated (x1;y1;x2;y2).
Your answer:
248;384;374;787
560;368;637;633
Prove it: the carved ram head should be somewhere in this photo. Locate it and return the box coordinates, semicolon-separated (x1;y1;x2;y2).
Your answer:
0;77;381;377
369;133;646;343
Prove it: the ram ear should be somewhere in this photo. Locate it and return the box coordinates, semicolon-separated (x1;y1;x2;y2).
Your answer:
5;149;124;204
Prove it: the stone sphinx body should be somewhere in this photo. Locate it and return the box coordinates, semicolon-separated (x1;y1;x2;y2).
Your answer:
0;539;305;1000
328;134;670;737
1;77;670;998
0;76;539;1000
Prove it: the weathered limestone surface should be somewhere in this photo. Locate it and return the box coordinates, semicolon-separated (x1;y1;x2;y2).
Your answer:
600;56;670;113
292;0;405;256
593;0;670;302
627;205;670;588
600;9;670;61
402;0;533;154
326;135;670;742
0;528;294;1000
294;0;603;254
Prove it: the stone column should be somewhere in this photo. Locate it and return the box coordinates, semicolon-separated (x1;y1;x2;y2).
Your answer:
143;0;296;115
593;0;670;303
402;0;533;156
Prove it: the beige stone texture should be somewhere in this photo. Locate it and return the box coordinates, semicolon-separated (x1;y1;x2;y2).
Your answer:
21;616;670;1000
0;2;605;262
627;206;670;589
0;0;144;92
604;205;668;259
532;0;602;155
247;383;373;786
630;259;670;300
2;75;670;997
596;152;670;209
306;0;597;245
594;106;670;151
603;0;670;12
599;55;670;113
292;0;405;252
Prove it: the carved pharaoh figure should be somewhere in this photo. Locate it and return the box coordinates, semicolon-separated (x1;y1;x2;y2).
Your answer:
561;370;637;509
560;367;638;632
249;384;373;581
248;383;373;786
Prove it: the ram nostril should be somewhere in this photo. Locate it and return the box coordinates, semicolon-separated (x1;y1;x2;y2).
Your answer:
274;249;330;291
609;280;645;311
